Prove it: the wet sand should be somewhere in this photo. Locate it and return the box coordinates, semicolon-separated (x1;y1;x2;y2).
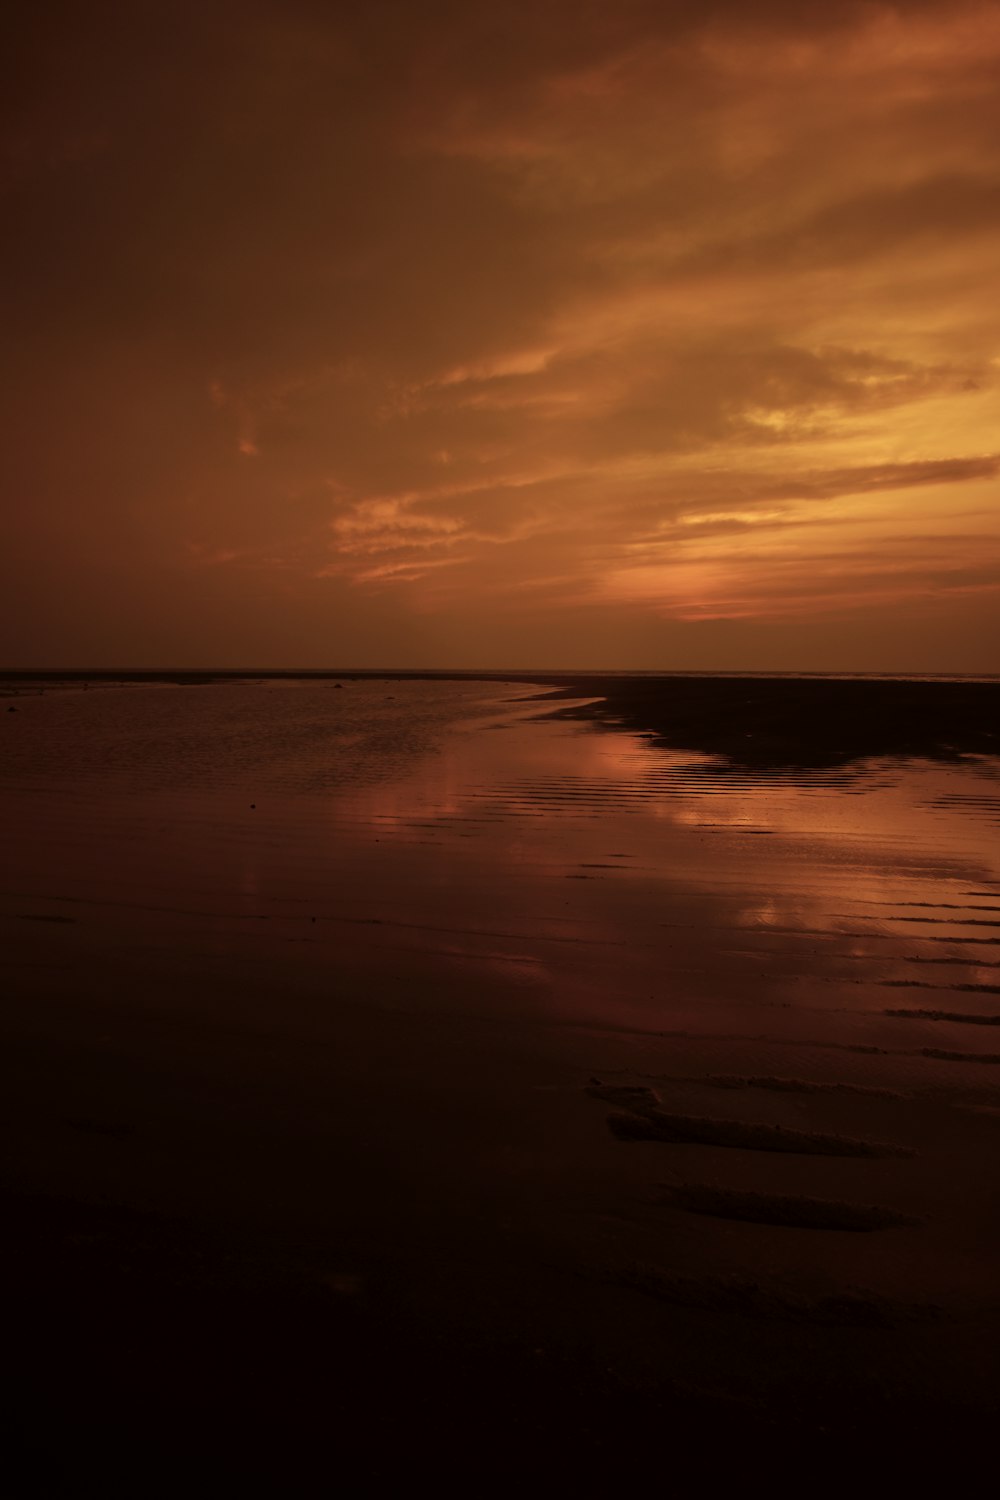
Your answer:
2;674;999;1484
544;671;1000;766
6;666;999;766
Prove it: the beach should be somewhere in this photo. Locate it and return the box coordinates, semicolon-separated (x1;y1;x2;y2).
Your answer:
2;673;999;1482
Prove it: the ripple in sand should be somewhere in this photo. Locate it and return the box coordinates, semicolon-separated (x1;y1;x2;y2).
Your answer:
614;1267;935;1325
659;1183;921;1231
605;1107;915;1158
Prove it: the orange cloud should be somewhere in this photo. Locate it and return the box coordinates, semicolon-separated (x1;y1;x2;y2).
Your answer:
3;0;999;667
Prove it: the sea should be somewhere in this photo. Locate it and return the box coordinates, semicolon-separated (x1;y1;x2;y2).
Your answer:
2;674;998;1054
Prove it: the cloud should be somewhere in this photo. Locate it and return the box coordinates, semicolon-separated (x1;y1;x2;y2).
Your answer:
1;0;998;666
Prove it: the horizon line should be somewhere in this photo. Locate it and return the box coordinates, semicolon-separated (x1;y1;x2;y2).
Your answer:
2;667;999;681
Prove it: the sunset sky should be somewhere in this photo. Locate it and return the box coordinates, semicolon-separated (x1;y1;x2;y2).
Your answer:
4;0;999;670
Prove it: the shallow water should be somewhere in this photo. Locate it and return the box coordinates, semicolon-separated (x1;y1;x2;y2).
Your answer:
2;677;998;1072
4;676;1000;1447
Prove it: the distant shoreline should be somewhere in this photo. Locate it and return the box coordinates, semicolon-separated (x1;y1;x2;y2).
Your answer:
2;667;998;683
3;668;998;770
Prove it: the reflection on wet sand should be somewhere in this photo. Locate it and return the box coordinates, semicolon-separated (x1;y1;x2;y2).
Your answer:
1;676;999;1475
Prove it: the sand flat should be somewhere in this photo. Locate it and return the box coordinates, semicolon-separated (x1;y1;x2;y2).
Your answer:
2;673;999;1476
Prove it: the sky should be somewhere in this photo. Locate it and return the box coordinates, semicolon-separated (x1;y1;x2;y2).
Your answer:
3;0;999;671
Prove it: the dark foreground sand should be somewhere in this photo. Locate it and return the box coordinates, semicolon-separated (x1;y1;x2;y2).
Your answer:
7;967;999;1487
2;673;999;1487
